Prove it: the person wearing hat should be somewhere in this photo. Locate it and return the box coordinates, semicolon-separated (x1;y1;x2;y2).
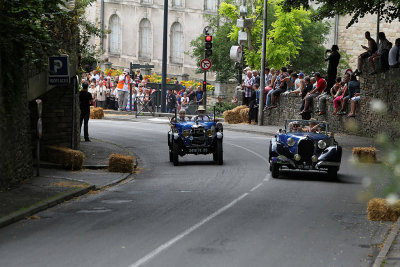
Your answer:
116;68;132;111
324;44;340;93
191;105;210;121
299;72;326;115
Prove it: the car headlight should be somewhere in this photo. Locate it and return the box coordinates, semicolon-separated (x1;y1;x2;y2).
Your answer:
287;137;296;147
206;129;214;137
318;140;327;149
183;130;190;138
294;154;301;161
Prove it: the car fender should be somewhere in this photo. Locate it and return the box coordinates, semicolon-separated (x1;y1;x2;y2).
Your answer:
318;145;342;162
269;138;292;161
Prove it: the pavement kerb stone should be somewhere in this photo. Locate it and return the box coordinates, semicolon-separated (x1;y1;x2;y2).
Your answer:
0;185;95;229
373;217;400;267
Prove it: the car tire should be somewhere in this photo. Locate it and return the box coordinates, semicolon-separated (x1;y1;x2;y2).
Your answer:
327;167;338;179
215;140;223;165
270;162;279;178
172;142;179;166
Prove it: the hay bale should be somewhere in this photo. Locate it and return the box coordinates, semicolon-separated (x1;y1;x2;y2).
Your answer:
352;147;377;163
90;107;104;119
223;105;249;124
367;198;400;221
46;146;86;170
108;153;135;173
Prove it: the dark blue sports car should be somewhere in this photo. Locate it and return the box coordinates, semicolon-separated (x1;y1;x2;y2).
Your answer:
168;115;223;166
269;120;342;178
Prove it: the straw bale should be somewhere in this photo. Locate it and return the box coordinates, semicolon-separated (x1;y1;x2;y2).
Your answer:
108;153;135;173
90;107;105;119
46;146;86;170
223;106;250;124
352;147;377;163
367;198;400;221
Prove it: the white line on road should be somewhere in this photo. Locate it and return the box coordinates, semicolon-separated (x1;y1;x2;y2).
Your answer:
128;193;249;267
250;183;263;192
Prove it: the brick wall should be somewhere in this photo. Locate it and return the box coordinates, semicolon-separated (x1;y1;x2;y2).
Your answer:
263;65;400;139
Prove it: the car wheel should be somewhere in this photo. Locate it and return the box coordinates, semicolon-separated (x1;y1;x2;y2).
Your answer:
172;142;179;166
327;167;338;179
215;140;223;165
270;162;279;178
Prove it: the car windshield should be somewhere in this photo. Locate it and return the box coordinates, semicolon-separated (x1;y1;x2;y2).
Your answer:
285;120;329;134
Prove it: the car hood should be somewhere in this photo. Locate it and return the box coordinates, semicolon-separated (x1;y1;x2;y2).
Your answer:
174;121;215;131
278;132;329;144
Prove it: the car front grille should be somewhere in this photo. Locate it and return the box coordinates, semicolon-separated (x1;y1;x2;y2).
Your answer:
191;127;205;145
298;139;314;161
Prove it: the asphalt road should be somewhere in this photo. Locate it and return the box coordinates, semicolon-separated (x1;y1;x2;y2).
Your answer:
0;119;389;267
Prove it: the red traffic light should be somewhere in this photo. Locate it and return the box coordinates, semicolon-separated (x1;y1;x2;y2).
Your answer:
203;81;206;85
205;35;212;42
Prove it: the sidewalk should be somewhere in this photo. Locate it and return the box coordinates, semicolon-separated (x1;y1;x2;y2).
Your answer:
0;138;135;228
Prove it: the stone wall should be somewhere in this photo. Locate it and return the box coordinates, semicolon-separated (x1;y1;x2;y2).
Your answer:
337;14;400;68
29;83;81;157
263;66;400;139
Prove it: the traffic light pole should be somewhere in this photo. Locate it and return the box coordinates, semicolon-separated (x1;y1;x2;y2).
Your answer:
203;71;207;110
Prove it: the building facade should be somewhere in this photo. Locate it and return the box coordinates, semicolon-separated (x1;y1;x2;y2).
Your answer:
86;0;219;79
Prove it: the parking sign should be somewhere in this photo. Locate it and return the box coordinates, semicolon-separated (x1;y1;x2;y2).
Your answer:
49;56;70;85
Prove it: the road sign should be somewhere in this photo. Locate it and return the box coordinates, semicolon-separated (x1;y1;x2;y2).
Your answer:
200;59;212;71
49;55;70;85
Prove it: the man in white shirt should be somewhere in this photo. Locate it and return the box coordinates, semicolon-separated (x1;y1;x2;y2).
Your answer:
389;38;400;67
191;105;210;121
95;82;107;108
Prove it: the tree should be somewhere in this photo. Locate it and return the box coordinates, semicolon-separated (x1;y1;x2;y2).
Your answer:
282;0;400;28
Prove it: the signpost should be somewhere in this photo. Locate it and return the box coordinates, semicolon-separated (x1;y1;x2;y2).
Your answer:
200;59;212;71
49;55;70;85
36;99;42;177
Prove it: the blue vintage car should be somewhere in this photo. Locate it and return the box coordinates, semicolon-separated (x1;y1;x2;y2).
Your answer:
269;120;342;178
168;114;223;166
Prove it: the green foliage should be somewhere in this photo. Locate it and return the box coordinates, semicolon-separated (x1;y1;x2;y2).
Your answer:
289;19;330;74
282;0;400;28
209;102;237;115
264;3;310;69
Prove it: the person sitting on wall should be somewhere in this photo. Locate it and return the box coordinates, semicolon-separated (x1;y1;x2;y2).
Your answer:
389;38;400;68
368;32;390;75
354;31;378;75
299;73;326;115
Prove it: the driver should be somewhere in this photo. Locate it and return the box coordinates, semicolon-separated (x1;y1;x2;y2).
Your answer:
191;105;210;121
307;120;321;133
289;121;301;132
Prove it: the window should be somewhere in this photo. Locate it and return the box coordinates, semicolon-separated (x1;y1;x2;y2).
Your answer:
141;0;151;3
109;15;121;54
205;0;216;10
139;19;152;59
170;22;183;64
172;0;182;7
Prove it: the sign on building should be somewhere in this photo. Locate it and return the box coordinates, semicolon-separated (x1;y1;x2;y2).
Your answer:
49;56;70;85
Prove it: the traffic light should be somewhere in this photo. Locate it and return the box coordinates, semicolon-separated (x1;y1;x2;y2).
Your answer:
204;34;212;58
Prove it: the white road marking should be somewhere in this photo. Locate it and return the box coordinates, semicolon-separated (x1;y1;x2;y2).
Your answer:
148;118;170;122
128;193;249;267
250;183;263;192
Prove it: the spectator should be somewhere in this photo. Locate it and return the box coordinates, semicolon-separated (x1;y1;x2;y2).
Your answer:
354;31;378;75
269;67;289;109
181;92;190;111
265;67;273;88
187;86;196;103
116;69;132;111
264;69;281;110
216;95;223;107
300;72;326;115
79;82;93;142
95;80;107;108
88;83;96;103
242;71;254;106
315;76;341;116
248;83;260;124
347;92;361;117
135;69;143;81
253;70;260;86
195;86;204;105
299;76;314;116
232;97;238;106
389;38;400;68
283;72;298;95
369;32;390;74
324;45;341;92
338;74;359;115
333;74;350;115
136;84;145;113
166;89;178;113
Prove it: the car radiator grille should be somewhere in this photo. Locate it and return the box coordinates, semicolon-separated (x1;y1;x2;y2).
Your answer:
191;128;205;145
298;139;314;161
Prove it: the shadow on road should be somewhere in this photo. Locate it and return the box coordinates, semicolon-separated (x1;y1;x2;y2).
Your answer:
276;170;361;184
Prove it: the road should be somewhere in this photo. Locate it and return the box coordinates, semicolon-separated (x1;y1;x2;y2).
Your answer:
0;119;388;267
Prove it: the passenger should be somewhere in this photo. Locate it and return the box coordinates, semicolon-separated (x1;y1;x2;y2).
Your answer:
307;120;321;133
192;105;210;121
178;110;188;122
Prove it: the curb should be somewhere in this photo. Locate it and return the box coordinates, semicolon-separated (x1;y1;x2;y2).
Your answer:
372;217;400;267
0;185;95;229
38;162;109;170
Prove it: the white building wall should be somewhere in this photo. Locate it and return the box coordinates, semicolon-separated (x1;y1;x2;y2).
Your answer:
87;0;217;79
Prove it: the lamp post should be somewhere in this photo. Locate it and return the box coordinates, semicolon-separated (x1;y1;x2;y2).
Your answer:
161;0;168;113
258;0;268;125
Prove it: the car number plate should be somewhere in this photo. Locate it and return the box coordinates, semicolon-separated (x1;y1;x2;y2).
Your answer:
189;148;208;153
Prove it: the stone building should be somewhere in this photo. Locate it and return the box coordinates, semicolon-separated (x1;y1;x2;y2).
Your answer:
86;0;219;79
